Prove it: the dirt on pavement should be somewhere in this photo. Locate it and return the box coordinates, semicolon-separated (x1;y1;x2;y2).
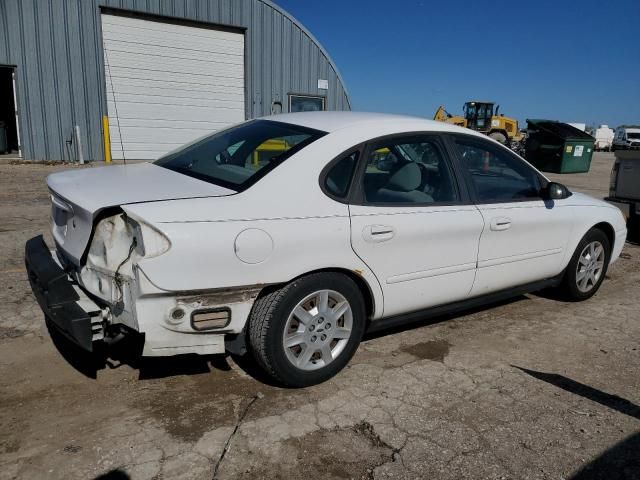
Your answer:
0;154;638;480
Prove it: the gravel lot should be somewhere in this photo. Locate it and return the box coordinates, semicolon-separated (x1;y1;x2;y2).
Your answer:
1;153;638;480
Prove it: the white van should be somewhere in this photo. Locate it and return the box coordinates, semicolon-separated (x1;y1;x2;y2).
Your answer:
612;126;640;150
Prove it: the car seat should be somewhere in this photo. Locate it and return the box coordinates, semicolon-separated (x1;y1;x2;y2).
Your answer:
374;162;434;203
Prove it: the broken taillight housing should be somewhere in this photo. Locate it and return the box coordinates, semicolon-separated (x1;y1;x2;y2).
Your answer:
86;213;170;272
126;215;171;260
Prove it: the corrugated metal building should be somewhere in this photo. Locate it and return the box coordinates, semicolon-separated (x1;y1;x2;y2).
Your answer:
0;0;350;161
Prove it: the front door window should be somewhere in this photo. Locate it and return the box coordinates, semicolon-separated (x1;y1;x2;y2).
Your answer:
454;136;542;202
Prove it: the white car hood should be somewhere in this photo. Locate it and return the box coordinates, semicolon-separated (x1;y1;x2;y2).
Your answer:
47;163;235;264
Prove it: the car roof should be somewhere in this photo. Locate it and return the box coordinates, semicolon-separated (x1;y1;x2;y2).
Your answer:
261;111;480;136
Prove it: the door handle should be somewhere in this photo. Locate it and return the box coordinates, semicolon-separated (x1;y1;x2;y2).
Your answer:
363;225;395;243
490;217;512;231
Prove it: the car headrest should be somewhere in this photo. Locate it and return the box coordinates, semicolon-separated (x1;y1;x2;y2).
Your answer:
385;162;421;192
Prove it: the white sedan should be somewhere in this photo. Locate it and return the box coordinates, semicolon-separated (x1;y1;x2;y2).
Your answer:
26;112;626;387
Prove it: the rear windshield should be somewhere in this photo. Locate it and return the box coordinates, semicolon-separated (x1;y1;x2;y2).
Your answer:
155;120;326;191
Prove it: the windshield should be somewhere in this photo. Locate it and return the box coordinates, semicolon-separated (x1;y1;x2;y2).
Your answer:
155;120;326;191
627;132;640;140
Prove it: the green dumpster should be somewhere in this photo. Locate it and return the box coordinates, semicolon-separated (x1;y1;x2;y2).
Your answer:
525;119;595;173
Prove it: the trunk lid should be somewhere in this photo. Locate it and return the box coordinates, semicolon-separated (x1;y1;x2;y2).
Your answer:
47;163;235;264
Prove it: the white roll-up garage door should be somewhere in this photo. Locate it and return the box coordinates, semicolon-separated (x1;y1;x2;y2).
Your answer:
101;13;245;160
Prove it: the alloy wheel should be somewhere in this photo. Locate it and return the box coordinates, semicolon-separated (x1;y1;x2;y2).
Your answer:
282;289;353;371
576;241;605;293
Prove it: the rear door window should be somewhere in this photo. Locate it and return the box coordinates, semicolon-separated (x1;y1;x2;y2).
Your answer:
362;136;459;204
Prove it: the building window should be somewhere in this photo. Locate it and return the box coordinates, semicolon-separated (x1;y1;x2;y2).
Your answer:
289;94;325;113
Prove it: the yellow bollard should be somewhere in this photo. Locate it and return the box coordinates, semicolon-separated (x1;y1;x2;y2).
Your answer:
102;115;111;163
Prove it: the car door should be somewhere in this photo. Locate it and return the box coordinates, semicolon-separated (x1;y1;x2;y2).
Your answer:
450;134;574;296
349;134;484;317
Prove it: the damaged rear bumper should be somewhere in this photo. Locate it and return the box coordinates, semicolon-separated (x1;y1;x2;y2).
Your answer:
25;235;105;351
25;236;260;357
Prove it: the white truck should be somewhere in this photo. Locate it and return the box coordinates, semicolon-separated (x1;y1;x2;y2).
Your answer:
593;125;614;151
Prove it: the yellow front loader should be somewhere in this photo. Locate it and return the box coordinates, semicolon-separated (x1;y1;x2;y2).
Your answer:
434;101;523;146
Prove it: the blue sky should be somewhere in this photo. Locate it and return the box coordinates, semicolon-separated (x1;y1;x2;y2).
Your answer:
276;0;640;128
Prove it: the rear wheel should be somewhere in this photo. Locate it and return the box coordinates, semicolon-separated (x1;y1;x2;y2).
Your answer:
248;272;366;387
559;228;611;301
489;131;508;145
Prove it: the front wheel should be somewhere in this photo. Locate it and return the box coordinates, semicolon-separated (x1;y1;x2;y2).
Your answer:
558;228;611;301
248;272;366;387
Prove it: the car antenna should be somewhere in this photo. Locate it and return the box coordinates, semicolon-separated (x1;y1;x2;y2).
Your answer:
103;46;126;165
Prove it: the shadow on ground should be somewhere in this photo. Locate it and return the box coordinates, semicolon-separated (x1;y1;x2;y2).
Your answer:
46;315;289;386
515;366;640;480
47;318;234;381
514;366;640;420
46;295;531;385
570;432;640;480
94;469;130;480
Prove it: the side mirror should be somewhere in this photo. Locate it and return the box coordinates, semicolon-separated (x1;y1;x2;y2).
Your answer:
544;182;571;200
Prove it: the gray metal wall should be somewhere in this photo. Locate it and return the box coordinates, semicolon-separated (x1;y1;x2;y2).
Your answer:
0;0;351;161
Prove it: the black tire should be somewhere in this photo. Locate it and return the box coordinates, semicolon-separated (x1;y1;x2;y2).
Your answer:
248;272;366;387
558;228;611;301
